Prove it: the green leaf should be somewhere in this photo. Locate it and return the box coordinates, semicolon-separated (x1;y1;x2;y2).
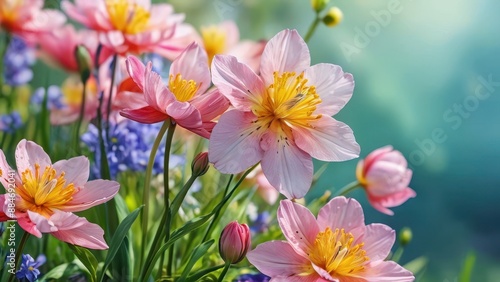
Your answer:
403;256;428;275
67;244;98;282
98;205;143;282
459;252;476;282
186;265;225;282
39;263;81;281
177;240;214;282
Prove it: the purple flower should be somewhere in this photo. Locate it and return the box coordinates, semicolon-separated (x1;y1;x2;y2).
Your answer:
236;273;271;282
249;211;270;234
3;36;35;86
0;111;22;133
15;254;46;282
30;86;65;111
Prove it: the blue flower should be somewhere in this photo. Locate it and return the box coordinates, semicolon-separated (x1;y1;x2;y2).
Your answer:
0;111;22;133
3;36;35;86
236;273;271;282
249;211;270;234
30;86;65;111
15;254;46;282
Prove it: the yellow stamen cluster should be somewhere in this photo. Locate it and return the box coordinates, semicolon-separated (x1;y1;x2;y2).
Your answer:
16;164;76;218
106;0;150;34
251;72;322;137
308;227;369;277
0;0;22;28
168;74;200;102
201;25;227;66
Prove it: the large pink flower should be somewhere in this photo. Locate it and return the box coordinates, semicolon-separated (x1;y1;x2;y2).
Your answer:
0;0;66;43
209;29;360;199
120;42;229;138
62;0;196;58
356;146;416;215
0;140;119;249
247;197;415;281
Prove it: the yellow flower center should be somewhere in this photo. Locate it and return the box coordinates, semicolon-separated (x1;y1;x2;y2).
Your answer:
201;25;227;66
251;72;322;137
0;0;22;29
61;76;97;107
168;74;200;102
106;0;150;34
16;164;76;218
308;228;369;277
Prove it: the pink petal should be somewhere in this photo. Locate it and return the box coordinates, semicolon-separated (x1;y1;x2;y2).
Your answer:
52;156;89;188
27;210;59;233
61;1;91;26
304;63;354;116
165;101;202;130
277;200;320;258
227;40;266;73
260;132;313;199
208;110;263;174
126;56;147;91
0;195;12;221
292;116;360;162
170;42;211;95
17;212;42;238
48;211;109;249
368;188;416;216
260;29;310;86
0;150;15;189
211;55;265;111
311;263;340;282
360;223;395;261
247;241;313;277
366;167;412;196
363;261;415;282
218;21;240;49
190;88;229;122
317;196;365;235
362;146;394;173
273;276;327;282
120;106;169;124
143;64;177;111
15;139;52;175
64;180;119;212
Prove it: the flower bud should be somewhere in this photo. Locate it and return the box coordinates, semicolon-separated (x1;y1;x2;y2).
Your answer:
219;221;251;264
322;7;343;27
399;227;412;246
191;152;209;177
74;45;92;83
311;0;330;13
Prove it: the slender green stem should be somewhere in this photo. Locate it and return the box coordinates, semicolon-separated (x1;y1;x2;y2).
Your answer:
139;120;170;269
217;262;231;282
391;246;404;263
304;16;321;43
105;54;118;142
8;231;29;282
0;33;11;99
74;79;87;154
336;181;361;196
201;175;233;243
163;121;176;276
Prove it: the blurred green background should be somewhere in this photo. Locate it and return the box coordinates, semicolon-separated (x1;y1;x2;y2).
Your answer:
163;0;500;280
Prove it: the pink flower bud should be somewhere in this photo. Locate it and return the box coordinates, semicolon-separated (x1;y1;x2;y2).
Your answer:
356;146;416;215
191;152;209;176
219;221;251;264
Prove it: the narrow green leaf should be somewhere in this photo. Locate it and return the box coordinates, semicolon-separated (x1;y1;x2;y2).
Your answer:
177;240;214;282
98;205;143;282
39;263;81;281
403;256;428;275
67;244;98;282
459;252;476;282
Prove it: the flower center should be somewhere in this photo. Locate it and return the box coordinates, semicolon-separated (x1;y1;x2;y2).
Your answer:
252;72;322;136
201;25;227;66
16;164;76;218
168;74;200;102
61;76;97;107
308;227;369;277
106;0;150;34
0;0;22;29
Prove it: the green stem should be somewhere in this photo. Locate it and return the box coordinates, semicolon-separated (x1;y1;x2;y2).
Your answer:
8;231;29;282
74;79;87;154
336;181;361;196
217;262;231;282
201;175;233;243
138;120;170;270
304;16;321;43
105;54;118;142
391;246;404;263
163;120;176;276
0;33;11;99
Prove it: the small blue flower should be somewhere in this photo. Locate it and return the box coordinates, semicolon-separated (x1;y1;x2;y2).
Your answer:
250;211;270;234
236;273;271;282
3;36;35;86
15;254;46;282
30;86;65;111
0;111;23;133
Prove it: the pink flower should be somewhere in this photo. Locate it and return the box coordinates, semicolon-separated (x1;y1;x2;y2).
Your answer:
219;221;251;264
0;0;66;43
356;146;416;215
247;197;415;281
198;21;266;72
0;140;119;249
121;42;229;138
62;0;196;58
37;25;113;72
209;29;360;199
245;165;280;205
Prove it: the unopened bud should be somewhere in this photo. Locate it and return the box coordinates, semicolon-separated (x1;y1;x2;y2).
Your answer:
323;7;343;27
191;152;209;176
311;0;330;13
399;227;412;246
219;221;251;264
74;45;92;82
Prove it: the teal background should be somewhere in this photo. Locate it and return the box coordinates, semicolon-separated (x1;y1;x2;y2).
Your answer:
167;0;500;280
